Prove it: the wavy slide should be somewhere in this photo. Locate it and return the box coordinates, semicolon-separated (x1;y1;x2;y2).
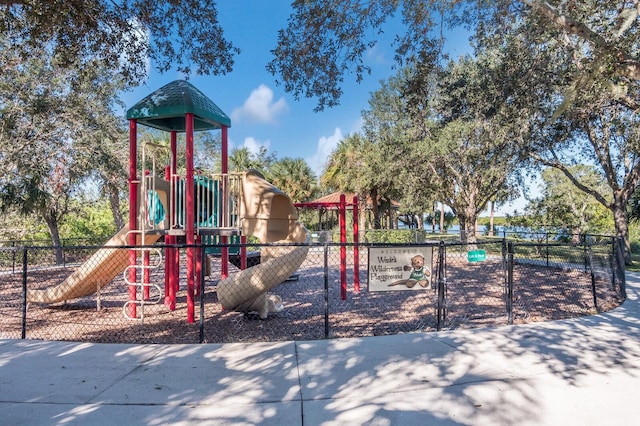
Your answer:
216;170;310;319
27;227;161;304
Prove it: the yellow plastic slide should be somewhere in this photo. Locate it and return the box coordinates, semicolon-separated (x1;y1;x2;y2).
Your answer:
27;227;161;304
216;170;310;318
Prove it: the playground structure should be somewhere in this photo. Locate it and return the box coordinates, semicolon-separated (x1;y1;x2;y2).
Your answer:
27;80;309;323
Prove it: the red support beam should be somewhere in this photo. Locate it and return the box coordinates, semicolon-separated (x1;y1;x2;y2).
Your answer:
340;194;347;300
294;202;345;209
127;119;138;319
353;195;360;293
195;235;202;296
185;113;196;323
170;131;179;300
163;165;175;309
221;126;229;279
240;235;247;270
221;126;229;176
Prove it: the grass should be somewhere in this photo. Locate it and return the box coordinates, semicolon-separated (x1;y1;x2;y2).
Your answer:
627;253;640;272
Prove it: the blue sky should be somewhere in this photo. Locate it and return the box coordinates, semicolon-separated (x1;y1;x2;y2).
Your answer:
120;2;528;214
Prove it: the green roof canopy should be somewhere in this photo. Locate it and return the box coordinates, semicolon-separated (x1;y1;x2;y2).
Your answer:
126;80;231;131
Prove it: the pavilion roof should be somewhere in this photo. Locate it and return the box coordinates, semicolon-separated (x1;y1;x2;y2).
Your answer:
303;192;399;209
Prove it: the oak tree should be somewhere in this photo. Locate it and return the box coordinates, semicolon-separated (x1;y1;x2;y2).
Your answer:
269;1;640;111
2;0;239;85
0;39;128;261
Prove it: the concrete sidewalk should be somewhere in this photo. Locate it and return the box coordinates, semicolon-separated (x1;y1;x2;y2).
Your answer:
1;274;640;426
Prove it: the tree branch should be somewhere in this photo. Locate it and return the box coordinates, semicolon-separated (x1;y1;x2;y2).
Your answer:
529;151;611;208
520;0;640;80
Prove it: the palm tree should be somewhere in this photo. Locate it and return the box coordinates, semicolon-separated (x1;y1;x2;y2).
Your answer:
228;147;276;175
321;134;391;229
268;157;318;203
321;134;368;193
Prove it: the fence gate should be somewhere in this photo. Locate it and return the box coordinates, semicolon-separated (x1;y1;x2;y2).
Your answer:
437;241;509;330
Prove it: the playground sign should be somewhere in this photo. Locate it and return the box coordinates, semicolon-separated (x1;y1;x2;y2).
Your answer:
467;249;487;263
368;246;433;292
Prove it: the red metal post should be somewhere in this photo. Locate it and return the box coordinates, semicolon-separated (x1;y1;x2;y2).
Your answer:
221;237;229;279
164;249;173;308
143;170;150;300
185;113;196;323
127;119;138;318
221;125;229;279
164;164;172;309
240;235;247;269
340;194;347;300
164;165;170;306
170;131;179;300
195;235;202;296
353;196;360;293
221;126;228;176
143;250;150;300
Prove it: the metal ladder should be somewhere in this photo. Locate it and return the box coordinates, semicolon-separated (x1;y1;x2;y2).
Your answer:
122;244;164;322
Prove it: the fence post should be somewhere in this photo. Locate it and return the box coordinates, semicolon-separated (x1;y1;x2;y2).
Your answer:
199;245;206;344
353;195;360;293
588;245;598;312
21;247;28;339
324;244;330;339
501;237;507;276
507;242;514;325
339;195;347;300
616;237;627;298
12;240;16;274
546;233;549;267
583;234;588;273
436;241;446;331
62;239;67;268
501;238;507;300
611;237;617;291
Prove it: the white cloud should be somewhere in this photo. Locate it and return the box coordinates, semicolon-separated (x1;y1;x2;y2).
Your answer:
231;84;288;124
366;44;388;65
307;127;344;177
243;136;270;154
350;117;364;135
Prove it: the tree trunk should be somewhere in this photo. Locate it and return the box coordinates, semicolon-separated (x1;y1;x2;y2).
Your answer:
107;183;124;230
612;196;632;265
431;203;436;232
458;215;467;244
370;188;380;229
468;217;478;244
571;229;582;244
359;202;366;235
44;213;64;264
489;200;495;237
439;203;445;233
459;211;478;245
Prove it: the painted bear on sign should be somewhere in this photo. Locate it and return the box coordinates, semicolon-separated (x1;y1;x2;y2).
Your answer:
388;254;431;288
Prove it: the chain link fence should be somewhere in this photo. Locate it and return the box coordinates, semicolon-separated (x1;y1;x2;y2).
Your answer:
0;235;626;344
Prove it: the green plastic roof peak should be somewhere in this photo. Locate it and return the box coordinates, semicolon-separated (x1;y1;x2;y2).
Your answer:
126;80;231;131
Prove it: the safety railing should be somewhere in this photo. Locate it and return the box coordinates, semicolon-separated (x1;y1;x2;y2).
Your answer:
139;140;245;236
